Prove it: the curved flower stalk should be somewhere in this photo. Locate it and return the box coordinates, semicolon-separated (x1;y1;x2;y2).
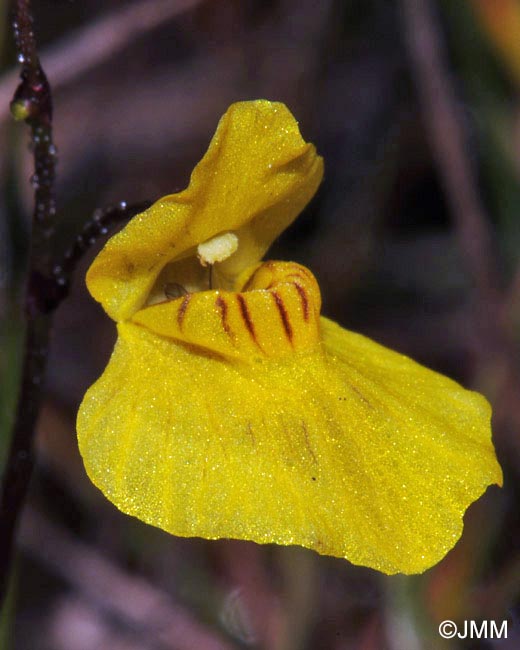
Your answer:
77;100;502;575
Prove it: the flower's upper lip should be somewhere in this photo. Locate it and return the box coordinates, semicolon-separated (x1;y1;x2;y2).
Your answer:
85;100;324;322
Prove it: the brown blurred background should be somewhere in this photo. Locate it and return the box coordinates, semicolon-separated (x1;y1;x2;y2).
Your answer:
1;0;519;648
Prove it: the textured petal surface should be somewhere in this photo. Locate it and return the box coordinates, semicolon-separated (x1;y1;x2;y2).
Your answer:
86;100;323;321
77;314;502;575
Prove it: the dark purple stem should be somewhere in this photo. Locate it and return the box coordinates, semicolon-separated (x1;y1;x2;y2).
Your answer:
52;200;152;292
0;1;152;610
0;0;57;609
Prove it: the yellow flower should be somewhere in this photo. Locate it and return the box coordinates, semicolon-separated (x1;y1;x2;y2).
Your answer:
77;100;502;575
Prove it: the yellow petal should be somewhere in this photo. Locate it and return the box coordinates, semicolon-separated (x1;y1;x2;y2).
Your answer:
86;100;324;321
131;261;321;361
77;314;501;574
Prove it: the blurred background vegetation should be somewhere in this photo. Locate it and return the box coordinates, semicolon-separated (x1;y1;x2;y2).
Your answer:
0;0;519;648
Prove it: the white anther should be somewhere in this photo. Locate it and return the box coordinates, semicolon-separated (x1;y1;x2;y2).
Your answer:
197;232;238;266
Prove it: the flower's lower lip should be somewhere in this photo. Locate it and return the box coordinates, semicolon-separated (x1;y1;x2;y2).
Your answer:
78;302;502;574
